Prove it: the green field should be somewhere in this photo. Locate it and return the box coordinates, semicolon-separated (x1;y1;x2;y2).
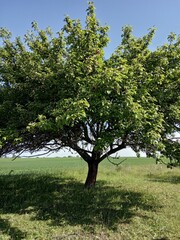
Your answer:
0;157;180;240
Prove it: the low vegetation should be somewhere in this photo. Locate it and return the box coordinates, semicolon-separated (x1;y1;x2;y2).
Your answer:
0;157;179;239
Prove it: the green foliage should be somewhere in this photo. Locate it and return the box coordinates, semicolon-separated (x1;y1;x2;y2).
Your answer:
0;2;179;166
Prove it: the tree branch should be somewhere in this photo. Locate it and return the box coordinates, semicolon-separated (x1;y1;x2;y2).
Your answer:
99;142;126;163
18;149;52;158
70;143;91;162
82;123;94;144
107;156;127;166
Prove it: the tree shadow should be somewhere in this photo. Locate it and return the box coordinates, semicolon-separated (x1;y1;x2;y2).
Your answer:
147;173;180;184
0;173;159;236
0;217;27;239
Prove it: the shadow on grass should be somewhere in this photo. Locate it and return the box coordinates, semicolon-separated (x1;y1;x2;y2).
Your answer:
0;217;27;239
0;173;159;236
147;173;180;184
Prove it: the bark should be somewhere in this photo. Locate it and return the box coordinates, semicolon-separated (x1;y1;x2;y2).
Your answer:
84;161;99;188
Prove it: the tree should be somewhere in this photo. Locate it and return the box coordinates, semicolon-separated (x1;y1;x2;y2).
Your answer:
0;2;179;187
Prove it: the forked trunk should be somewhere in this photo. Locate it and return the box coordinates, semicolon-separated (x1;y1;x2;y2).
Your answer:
85;161;99;188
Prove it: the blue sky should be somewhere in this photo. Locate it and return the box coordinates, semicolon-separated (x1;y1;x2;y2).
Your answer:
1;0;180;157
1;0;180;56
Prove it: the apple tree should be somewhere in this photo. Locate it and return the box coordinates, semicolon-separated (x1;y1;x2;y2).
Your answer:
0;2;179;187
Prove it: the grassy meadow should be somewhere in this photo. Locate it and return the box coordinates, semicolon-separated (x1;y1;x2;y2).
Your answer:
0;156;180;240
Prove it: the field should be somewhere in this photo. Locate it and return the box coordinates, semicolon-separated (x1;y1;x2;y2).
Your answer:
0;157;180;240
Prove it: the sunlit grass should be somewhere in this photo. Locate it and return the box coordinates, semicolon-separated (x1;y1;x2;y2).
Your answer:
0;157;180;239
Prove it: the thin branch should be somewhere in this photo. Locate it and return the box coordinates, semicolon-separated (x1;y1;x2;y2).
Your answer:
12;149;26;161
156;158;168;166
87;121;97;140
99;142;126;163
107;156;127;166
168;137;180;141
19;149;52;158
82;123;94;144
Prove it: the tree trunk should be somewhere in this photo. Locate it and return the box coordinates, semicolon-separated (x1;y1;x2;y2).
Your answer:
84;161;99;188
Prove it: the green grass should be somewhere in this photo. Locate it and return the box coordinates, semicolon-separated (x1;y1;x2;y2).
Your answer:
0;157;180;240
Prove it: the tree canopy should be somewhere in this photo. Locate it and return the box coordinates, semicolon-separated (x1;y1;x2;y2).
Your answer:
0;2;180;187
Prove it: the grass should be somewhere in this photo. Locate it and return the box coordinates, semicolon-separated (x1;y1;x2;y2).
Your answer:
0;157;180;240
